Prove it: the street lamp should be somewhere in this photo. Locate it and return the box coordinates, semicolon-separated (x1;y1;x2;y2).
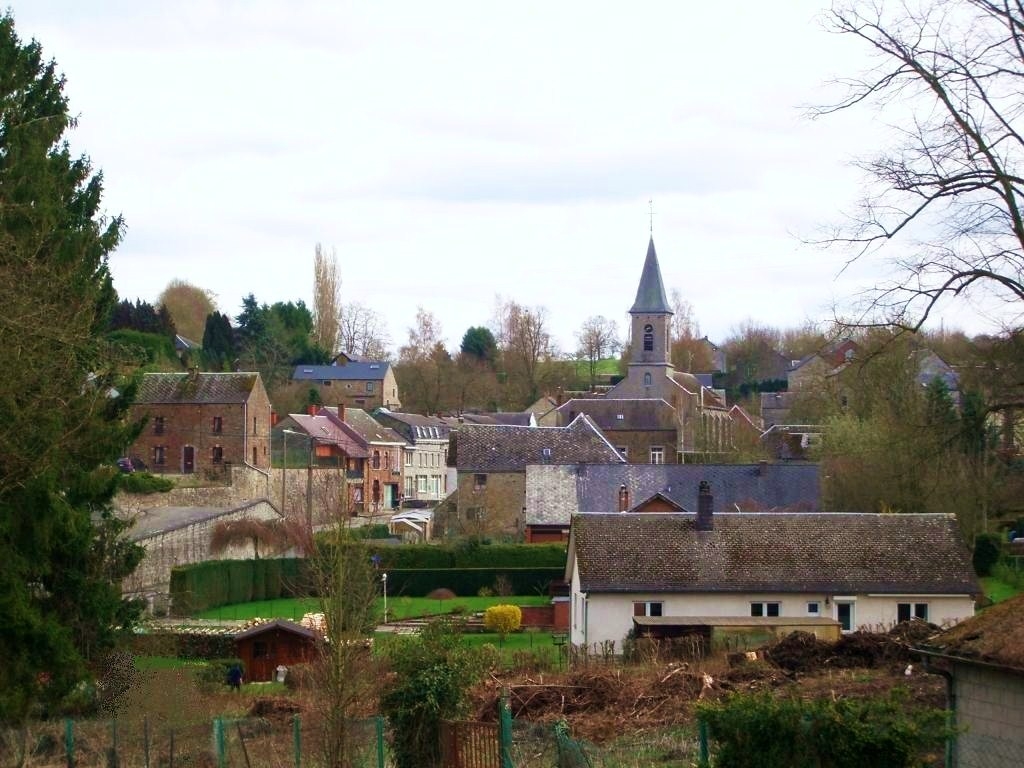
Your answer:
382;572;388;625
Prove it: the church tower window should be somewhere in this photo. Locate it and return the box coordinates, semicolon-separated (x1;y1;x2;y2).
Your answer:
643;324;654;352
643;372;652;386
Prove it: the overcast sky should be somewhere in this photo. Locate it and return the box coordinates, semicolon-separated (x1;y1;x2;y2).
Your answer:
13;1;960;353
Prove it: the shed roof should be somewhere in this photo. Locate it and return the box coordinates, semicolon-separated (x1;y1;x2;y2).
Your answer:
570;512;978;596
233;619;320;642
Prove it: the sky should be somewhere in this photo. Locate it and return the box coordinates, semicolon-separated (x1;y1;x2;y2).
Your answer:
12;1;962;353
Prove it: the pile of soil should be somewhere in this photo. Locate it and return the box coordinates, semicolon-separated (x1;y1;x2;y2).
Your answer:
248;696;303;718
765;630;923;673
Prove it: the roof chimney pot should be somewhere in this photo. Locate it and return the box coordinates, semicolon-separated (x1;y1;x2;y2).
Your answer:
696;480;713;531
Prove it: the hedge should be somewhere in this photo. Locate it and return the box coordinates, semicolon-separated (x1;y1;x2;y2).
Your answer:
355;542;568;569
384;568;563;598
169;558;314;616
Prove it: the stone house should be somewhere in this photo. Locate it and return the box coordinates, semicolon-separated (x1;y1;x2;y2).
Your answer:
917;593;1024;767
130;371;272;475
372;410;454;503
566;491;978;652
122;498;284;607
441;414;625;538
291;360;401;410
554;398;678;464
523;460;821;542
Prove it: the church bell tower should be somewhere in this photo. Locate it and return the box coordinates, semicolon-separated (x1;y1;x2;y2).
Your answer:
629;237;673;373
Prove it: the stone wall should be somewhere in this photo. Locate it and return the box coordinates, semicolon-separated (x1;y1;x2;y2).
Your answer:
953;661;1024;767
124;499;284;600
452;471;525;538
114;464;273;517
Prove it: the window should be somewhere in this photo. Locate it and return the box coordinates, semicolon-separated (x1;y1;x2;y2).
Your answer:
897;603;929;623
417;476;429;493
212;446;224;464
650;446;664;464
807;602;820;616
153;445;166;465
616;446;629;460
643;372;652;386
154;416;165;435
473;473;487;491
253;416;257;433
404;477;415;496
366;381;375;393
633;601;663;617
405;451;413;467
372;451;381;469
466;506;484;521
322;380;332;386
643;323;654;352
212;416;223;434
750;602;781;618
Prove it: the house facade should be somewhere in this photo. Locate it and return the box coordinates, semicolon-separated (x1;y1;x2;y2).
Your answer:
130;371;272;475
324;406;406;513
372;410;453;503
566;498;977;651
291;360;401;410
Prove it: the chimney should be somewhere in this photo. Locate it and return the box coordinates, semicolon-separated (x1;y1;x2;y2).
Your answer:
307;404;317;416
618;484;630;512
271;411;279;427
696;481;713;531
758;459;768;477
338;403;345;422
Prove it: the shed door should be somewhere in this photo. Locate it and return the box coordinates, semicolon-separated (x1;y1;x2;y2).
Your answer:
251;640;277;682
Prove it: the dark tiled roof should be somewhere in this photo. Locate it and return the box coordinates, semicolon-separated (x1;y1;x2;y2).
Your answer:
524;463;821;525
136;372;261;404
920;593;1024;670
286;414;370;457
373;411;451;442
292;362;391;381
556;398;676;431
630;237;672;314
452;415;625;472
572;513;979;595
323;407;405;445
455;412;534;426
234;619;319;642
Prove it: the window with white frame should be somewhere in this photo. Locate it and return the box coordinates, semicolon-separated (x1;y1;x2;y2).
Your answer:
806;601;820;616
750;602;780;617
417;476;429;493
633;601;663;617
897;602;929;623
650;446;664;464
405;451;413;467
404;477;415;496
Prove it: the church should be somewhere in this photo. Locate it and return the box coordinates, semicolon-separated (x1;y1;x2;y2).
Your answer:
554;238;736;463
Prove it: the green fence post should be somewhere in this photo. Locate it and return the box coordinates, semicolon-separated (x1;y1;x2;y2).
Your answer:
108;719;119;768
375;716;385;768
213;717;226;768
64;718;74;768
698;719;709;768
499;688;514;768
293;714;301;768
144;715;150;768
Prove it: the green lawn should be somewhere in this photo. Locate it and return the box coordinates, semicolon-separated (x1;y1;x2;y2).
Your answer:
980;576;1023;604
195;594;550;622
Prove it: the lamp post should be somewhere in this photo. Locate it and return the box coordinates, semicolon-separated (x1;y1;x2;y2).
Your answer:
382;572;388;625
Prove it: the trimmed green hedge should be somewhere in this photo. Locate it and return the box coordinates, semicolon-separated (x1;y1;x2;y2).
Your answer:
356;541;567;569
170;558;313;616
384;568;562;597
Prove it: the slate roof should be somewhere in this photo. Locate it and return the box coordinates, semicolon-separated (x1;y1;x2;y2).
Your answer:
524;463;821;525
919;592;1024;670
286;414;370;457
373;411;451;442
135;372;262;404
322;407;405;445
556;398;677;431
127;499;281;541
630;237;672;314
451;415;625;472
292;362;391;381
570;512;979;595
234;619;319;642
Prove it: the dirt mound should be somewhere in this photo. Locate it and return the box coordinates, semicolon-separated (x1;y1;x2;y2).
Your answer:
765;630;917;673
426;587;457;600
765;631;832;672
248;696;303;718
888;619;940;644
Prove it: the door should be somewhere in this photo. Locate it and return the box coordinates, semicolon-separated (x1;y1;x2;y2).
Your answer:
250;639;276;682
183;445;195;474
835;601;855;633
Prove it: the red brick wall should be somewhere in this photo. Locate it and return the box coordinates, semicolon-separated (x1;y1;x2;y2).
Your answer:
519;605;554;629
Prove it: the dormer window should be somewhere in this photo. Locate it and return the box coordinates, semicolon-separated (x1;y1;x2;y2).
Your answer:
541;448;552;460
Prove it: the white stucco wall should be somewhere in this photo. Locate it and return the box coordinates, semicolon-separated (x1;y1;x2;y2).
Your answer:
953;662;1024;768
569;571;974;651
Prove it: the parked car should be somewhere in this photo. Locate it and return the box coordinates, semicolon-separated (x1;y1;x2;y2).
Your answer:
117;456;147;473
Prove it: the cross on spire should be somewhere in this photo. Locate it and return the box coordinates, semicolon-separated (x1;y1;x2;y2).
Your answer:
648;199;655;234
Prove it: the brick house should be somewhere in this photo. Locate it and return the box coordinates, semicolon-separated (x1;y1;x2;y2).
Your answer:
524;460;821;542
323;406;406;513
372;410;453;503
130;371;272;475
917;593;1024;767
291;360;401;410
567;493;977;652
441;414;625;538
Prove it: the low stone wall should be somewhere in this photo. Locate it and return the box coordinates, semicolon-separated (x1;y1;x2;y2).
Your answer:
115;465;274;517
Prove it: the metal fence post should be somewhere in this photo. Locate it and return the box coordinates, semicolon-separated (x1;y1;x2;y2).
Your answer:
144;715;150;768
107;719;119;768
64;718;74;768
213;717;226;768
375;715;385;768
293;714;301;768
698;719;709;768
499;688;514;768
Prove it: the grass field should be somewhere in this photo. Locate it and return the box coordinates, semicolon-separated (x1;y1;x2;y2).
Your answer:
196;594;550;622
980;576;1023;603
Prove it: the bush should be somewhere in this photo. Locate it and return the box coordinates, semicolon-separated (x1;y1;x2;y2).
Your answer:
973;532;1003;576
991;561;1024;590
484;604;522;639
697;690;951;768
196;658;245;692
118;472;174;494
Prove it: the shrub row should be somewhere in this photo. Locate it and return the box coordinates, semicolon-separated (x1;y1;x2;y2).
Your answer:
364;541;567;569
169;558;314;615
384;568;562;598
129;631;236;660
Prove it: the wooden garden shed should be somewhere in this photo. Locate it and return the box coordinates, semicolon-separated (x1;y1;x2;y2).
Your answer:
234;619;320;682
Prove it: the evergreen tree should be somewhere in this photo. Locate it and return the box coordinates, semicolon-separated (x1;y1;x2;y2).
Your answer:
0;14;143;722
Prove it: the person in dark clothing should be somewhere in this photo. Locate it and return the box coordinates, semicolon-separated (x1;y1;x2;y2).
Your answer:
227;664;243;691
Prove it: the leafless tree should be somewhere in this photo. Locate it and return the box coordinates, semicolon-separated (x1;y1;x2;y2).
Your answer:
815;0;1024;331
338;301;391;360
575;315;621;387
157;278;216;342
492;297;553;405
312;243;341;355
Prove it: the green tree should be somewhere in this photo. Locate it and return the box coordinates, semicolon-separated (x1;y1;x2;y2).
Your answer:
201;311;236;370
460;325;497;365
0;14;143;722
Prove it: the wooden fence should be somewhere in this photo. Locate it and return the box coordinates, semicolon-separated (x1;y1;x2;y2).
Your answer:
439;720;501;768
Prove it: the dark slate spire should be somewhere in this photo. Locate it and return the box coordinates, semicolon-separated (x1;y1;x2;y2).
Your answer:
630;237;672;314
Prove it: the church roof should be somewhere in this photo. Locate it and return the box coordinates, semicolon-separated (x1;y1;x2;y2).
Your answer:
630;237;672;314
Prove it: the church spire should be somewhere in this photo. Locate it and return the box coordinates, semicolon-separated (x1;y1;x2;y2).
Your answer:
630;237;672;314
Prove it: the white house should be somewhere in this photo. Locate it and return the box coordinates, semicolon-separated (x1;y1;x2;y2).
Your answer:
566;483;978;651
